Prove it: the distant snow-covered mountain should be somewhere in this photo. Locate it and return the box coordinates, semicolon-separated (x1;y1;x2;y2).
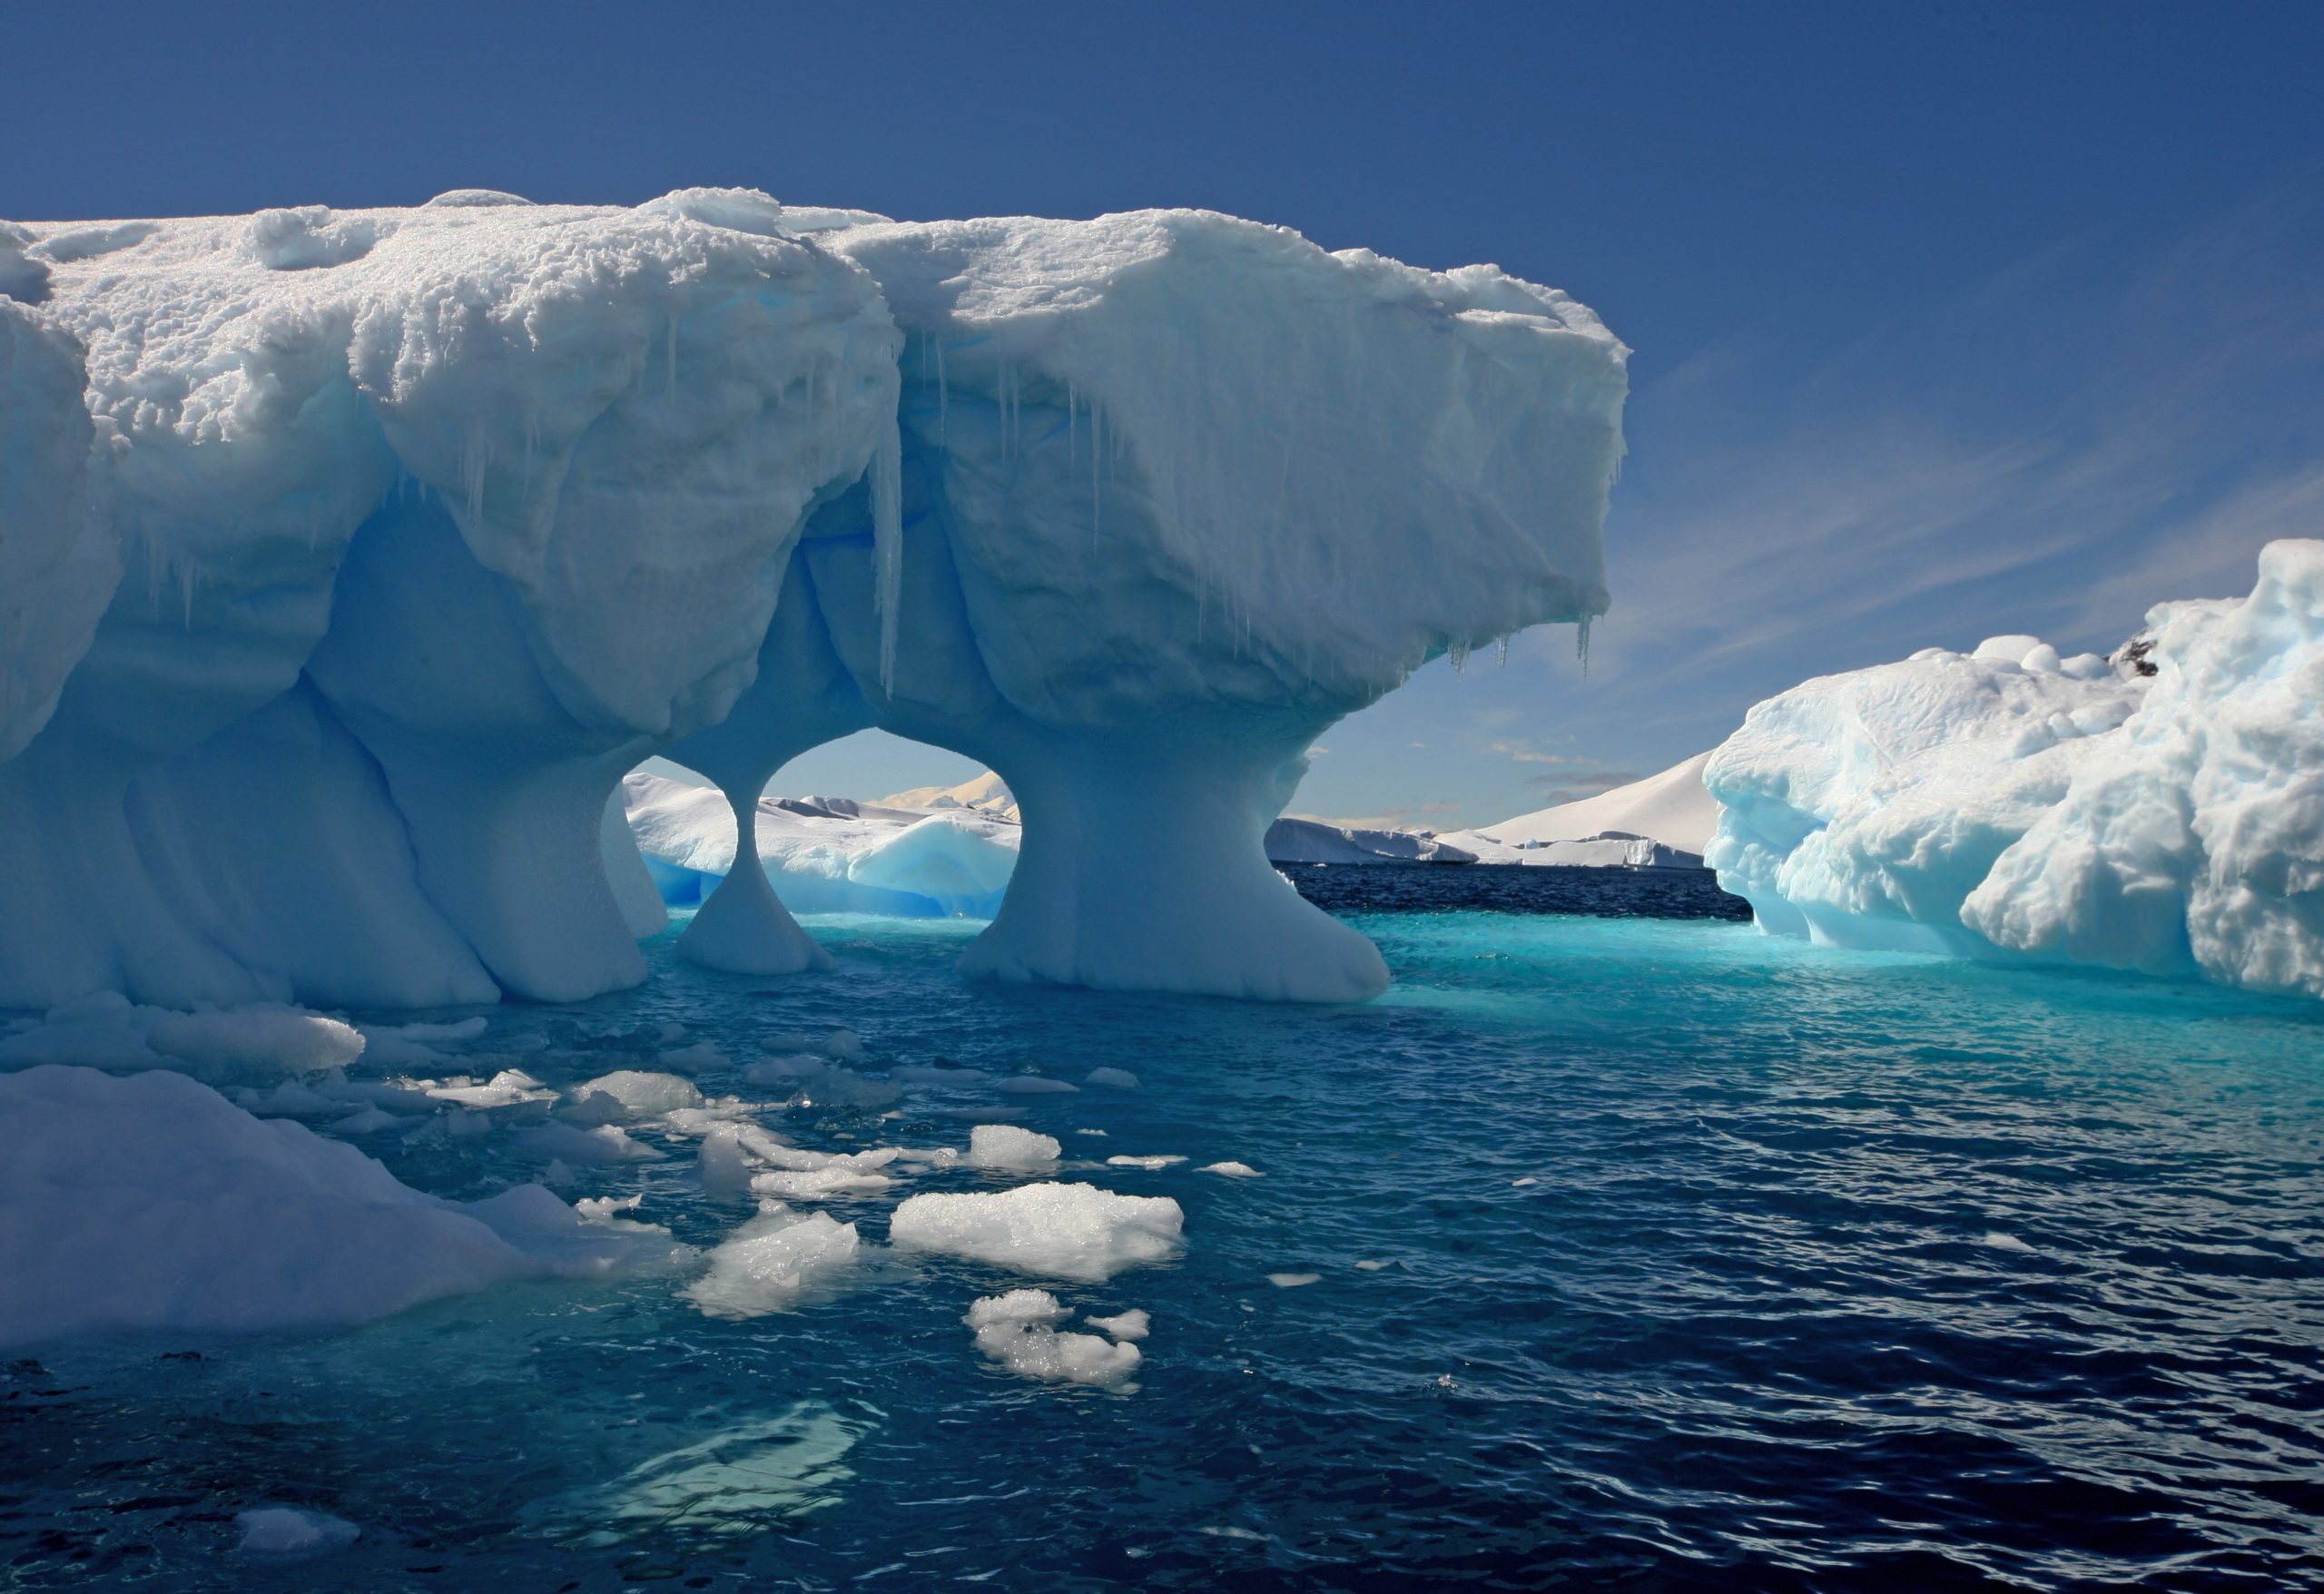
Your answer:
1440;753;1720;869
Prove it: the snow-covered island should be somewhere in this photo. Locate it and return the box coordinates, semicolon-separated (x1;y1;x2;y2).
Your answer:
0;190;1628;1009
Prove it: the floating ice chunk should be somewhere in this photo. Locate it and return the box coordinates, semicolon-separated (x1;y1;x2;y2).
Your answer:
1353;1259;1388;1272
1511;1176;1539;1187
894;1064;989;1085
964;1289;1142;1387
513;1122;665;1165
1084;1068;1141;1089
148;1009;365;1075
1198;1161;1262;1178
699;1126;756;1194
746;1052;825;1079
1266;1272;1321;1288
359;1017;487;1067
1106;1155;1187;1171
890;1183;1184;1283
427;1069;551;1110
763;1029;866;1061
966;1124;1061;1171
1983;1232;2034;1253
566;1071;704;1123
749;1164;895;1200
1075;1128;1108;1137
657;1041;731;1075
0;1066;676;1348
994;1077;1078;1096
330;1107;399;1135
1084;1308;1149;1342
235;1507;360;1555
684;1205;861;1318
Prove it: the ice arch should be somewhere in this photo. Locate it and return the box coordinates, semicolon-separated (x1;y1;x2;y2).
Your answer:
0;192;1625;1009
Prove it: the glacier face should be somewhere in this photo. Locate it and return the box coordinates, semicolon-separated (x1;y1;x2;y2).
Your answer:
1706;540;2324;999
0;189;1627;1009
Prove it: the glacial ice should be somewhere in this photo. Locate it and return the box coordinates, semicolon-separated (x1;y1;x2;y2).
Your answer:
889;1181;1185;1283
963;1288;1142;1387
1707;541;2324;999
0;1064;680;1350
0;191;1625;1009
684;1204;862;1319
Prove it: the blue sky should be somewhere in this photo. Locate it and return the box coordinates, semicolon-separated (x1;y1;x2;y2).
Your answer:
9;1;2320;823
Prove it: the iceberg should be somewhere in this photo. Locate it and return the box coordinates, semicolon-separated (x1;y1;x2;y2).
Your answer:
1705;541;2324;999
0;1063;678;1350
0;190;1625;1009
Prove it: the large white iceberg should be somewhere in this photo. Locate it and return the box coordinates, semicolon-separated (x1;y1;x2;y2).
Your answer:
1706;540;2324;999
0;190;1626;1008
0;1063;678;1350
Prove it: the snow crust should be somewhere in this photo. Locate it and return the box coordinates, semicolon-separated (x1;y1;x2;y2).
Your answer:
0;1064;678;1350
1708;541;2324;998
1;192;1624;1008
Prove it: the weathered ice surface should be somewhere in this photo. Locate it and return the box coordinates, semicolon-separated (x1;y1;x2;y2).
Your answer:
0;189;1625;1008
1707;541;2324;999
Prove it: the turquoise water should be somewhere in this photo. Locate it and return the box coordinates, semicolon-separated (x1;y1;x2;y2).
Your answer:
7;881;2324;1589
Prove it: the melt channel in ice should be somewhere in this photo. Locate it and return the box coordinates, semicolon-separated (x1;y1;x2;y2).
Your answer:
0;188;1628;1010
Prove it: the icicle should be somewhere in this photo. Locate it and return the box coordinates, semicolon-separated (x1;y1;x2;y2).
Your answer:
1496;635;1510;668
934;339;947;444
1448;638;1470;674
1576;615;1593;678
872;414;904;697
1090;401;1103;539
665;306;679;397
1066;380;1077;464
463;415;488;524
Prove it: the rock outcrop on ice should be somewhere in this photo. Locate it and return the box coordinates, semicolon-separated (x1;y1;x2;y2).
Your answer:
0;189;1626;1008
1443;752;1721;869
1706;541;2324;999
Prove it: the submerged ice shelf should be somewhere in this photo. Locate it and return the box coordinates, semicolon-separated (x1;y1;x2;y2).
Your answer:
0;188;1628;1010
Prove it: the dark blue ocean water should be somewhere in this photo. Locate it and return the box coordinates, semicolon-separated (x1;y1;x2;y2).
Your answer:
6;867;2324;1590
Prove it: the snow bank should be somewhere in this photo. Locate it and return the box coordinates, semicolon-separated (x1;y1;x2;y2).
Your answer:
964;1288;1141;1387
1707;541;2324;997
0;1065;678;1350
890;1181;1183;1282
4;193;1624;1008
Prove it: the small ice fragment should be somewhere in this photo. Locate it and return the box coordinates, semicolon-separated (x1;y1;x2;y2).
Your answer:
891;1183;1184;1282
995;1077;1078;1096
565;1070;702;1123
235;1507;359;1554
1085;1308;1149;1342
966;1123;1060;1171
514;1122;664;1165
1511;1176;1538;1187
894;1064;988;1085
1266;1272;1320;1288
749;1164;895;1200
1198;1161;1261;1178
1084;1068;1141;1089
1075;1128;1108;1136
1353;1259;1388;1272
1106;1155;1187;1170
1983;1232;2034;1252
964;1289;1140;1387
684;1206;861;1319
575;1195;643;1223
330;1107;399;1135
658;1041;730;1075
699;1126;755;1193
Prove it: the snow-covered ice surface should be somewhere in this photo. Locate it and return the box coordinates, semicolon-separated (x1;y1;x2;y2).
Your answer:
0;189;1626;1009
4;907;2324;1588
1443;751;1722;868
1707;541;2324;998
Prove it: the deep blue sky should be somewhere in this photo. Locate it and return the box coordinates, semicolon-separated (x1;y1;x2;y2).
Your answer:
11;2;2321;823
